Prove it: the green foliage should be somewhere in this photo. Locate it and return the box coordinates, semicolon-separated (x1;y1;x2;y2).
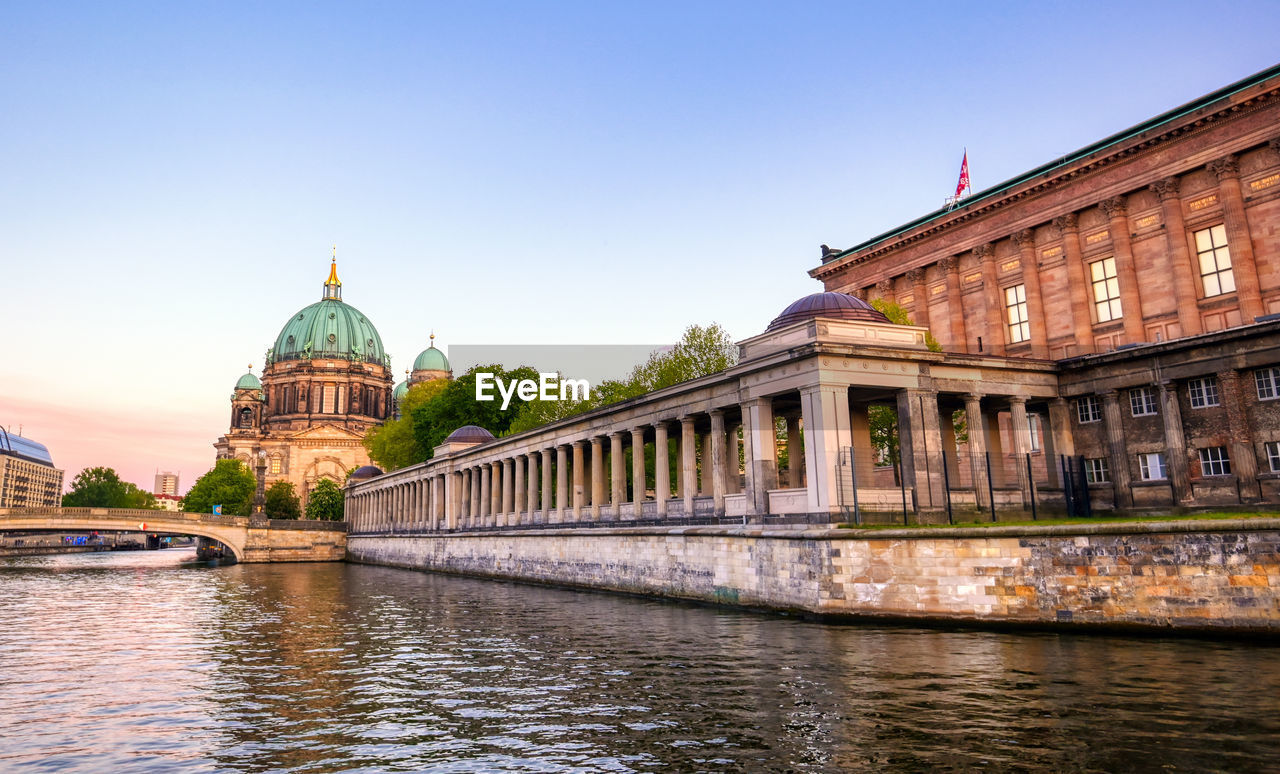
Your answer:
507;323;739;434
365;379;448;470
182;459;256;516
306;478;345;521
871;298;942;352
264;481;302;520
61;467;158;509
410;364;542;454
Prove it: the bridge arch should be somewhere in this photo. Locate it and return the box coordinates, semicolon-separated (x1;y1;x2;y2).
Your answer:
0;507;247;562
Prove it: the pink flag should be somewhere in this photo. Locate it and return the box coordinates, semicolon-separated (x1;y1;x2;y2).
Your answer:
955;150;970;198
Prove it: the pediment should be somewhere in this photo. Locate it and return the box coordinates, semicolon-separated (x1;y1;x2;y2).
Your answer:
283;424;366;441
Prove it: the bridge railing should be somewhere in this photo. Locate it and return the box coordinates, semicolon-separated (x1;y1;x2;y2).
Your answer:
0;507;346;531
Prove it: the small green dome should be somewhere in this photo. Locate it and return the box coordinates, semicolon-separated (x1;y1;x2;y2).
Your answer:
272;298;387;365
413;345;449;373
235;371;261;390
393;379;409;403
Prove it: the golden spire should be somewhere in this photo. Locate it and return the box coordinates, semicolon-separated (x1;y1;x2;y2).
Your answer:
430;331;435;346
322;250;343;300
247;364;253;372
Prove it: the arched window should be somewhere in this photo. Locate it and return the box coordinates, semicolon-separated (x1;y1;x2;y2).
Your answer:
238;407;253;429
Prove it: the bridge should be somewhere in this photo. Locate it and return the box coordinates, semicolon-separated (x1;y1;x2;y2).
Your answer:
0;507;347;563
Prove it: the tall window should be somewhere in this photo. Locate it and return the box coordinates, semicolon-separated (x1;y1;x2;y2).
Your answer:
1028;413;1042;452
1077;396;1101;423
1005;284;1030;343
1198;447;1231;476
1139;452;1167;481
1090;257;1122;323
238;407;253;428
1256;367;1280;401
1084;458;1110;484
1130;387;1158;417
1266;441;1280;473
269;456;282;475
1195;224;1235;297
1187;377;1219;409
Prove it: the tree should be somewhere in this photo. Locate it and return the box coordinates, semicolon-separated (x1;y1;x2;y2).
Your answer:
264;481;302;520
409;364;542;456
62;467;158;509
871;298;942;353
182;459;256;516
364;379;448;470
306;478;344;521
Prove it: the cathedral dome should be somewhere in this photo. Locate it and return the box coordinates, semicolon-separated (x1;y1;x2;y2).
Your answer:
393;379;409;404
413;345;449;373
269;259;388;366
235;369;261;390
766;292;890;331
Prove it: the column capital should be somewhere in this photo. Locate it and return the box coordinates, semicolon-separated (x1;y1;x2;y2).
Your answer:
679;415;697;427
708;407;725;418
1099;196;1127;219
972;243;994;262
876;278;894;295
651;419;669;431
964;391;984;403
1270;137;1280;156
1007;395;1028;407
905;266;927;283
1208;154;1239;181
1149;176;1180;201
1099;388;1120;401
1011;228;1036;247
610;429;625;439
939;255;960;273
1052;212;1079;233
851;287;868;301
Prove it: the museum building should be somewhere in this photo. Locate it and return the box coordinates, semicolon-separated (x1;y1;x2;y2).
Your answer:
214;259;450;507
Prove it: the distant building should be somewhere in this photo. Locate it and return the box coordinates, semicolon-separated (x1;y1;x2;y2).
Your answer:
154;471;179;496
0;427;64;508
154;493;182;512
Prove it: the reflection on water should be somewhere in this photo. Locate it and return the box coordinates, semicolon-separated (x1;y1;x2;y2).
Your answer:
1;549;1278;772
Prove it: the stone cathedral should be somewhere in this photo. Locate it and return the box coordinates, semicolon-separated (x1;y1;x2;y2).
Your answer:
214;259;450;507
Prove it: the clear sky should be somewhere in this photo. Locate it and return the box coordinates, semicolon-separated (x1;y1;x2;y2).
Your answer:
3;1;1278;494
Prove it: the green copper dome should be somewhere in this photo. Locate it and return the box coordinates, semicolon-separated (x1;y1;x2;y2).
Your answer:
393;379;409;403
413;345;449;372
235;370;262;390
269;261;389;366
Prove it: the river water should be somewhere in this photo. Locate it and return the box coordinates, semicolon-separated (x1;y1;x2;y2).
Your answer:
1;549;1277;773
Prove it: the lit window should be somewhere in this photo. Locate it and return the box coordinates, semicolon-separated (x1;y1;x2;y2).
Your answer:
1084;458;1110;484
1130;387;1158;417
1139;452;1167;481
1187;377;1219;409
1256;367;1280;401
1195;225;1235;298
1265;442;1280;473
1198;447;1231;477
1028;413;1042;452
1077;396;1101;424
1090;257;1122;323
270;456;282;475
1005;284;1030;343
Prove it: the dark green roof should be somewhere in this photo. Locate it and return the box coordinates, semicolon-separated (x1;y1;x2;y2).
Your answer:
272;298;387;365
825;63;1280;262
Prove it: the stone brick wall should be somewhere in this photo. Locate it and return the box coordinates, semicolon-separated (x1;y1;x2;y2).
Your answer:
349;520;1280;633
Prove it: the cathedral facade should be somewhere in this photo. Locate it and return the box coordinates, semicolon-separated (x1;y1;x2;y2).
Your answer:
214;259;449;507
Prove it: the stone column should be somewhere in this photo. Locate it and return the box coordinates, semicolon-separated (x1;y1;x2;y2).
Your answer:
609;432;625;520
590;436;605;520
799;384;851;513
1099;196;1146;345
1100;390;1133;509
1219;369;1262;502
785;414;803;487
898;389;946;511
556;444;570;522
1150;177;1202;337
1009;396;1033;506
654;421;670;518
541;448;554;521
512;456;524;526
480;464;492;526
1044;398;1076;488
1157;381;1193;505
1053;213;1096;354
631;428;646;510
906;267;930;331
681;417;697;517
501;459;514;525
940;256;968;352
469;467;480;528
526;452;538;520
1210;155;1265;322
710;409;727;517
741;398;778;515
876;277;896;305
569;442;582;521
976;244;1004;355
964;393;989;507
1011;229;1049;358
